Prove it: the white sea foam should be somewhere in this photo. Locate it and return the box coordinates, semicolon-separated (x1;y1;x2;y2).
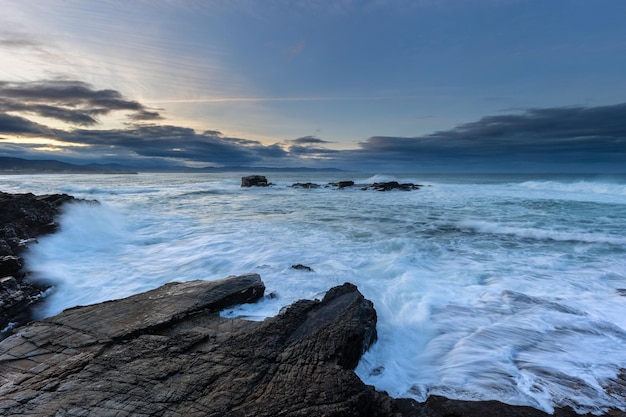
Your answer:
460;219;626;245
7;172;626;414
519;180;626;203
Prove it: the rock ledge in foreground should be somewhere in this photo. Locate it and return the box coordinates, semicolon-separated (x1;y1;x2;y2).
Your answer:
1;274;623;417
0;274;385;416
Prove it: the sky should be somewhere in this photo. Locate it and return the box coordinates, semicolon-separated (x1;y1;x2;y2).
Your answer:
1;0;625;172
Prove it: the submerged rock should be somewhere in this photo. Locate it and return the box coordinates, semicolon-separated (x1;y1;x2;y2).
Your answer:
364;181;421;191
329;180;356;188
292;182;321;189
291;263;314;271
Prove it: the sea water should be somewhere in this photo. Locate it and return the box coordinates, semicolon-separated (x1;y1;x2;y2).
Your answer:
1;172;625;414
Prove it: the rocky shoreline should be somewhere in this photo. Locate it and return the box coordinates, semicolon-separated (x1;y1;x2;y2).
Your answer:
0;191;81;335
0;191;623;416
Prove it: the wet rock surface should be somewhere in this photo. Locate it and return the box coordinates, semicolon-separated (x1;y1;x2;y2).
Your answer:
291;179;423;191
1;273;622;416
0;192;77;334
291;263;314;271
0;275;384;416
241;175;270;187
364;181;421;191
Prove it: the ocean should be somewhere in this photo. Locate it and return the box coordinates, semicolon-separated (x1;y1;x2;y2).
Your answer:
2;172;625;414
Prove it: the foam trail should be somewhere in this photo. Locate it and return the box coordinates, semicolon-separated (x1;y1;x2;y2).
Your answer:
11;172;626;414
460;219;626;245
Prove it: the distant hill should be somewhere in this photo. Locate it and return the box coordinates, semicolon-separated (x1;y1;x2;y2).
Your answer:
178;165;346;173
0;157;137;174
0;156;346;174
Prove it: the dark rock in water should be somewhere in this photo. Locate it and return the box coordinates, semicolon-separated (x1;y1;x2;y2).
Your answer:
0;273;622;417
290;180;424;192
329;180;355;188
365;181;421;191
241;175;270;187
0;192;79;334
292;182;321;189
292;263;314;272
0;192;75;247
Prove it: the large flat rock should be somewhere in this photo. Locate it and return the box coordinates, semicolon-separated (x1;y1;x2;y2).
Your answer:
0;274;387;416
1;273;622;417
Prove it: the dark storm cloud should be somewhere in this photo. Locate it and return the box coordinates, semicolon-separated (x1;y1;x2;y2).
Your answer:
437;104;626;145
57;125;287;165
0;80;162;126
3;76;625;172
352;103;626;171
0;112;50;135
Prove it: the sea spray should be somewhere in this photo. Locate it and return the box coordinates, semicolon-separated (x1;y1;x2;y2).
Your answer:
5;172;625;414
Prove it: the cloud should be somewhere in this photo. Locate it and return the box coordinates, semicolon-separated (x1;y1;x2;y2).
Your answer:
0;80;162;126
55;125;288;165
0;30;65;63
0;113;50;135
285;136;339;158
437;104;626;145
0;34;41;48
288;145;340;157
289;136;334;145
2;76;625;172
350;103;626;171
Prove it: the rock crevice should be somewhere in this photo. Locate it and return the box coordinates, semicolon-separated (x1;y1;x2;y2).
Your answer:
0;275;390;416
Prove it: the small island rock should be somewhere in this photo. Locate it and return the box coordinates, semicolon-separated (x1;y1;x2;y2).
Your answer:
241;175;269;187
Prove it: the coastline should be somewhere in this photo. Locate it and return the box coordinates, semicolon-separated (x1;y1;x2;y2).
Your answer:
0;191;624;416
0;191;78;335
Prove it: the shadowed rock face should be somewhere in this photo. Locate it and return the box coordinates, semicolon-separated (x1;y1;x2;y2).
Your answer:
0;192;77;333
0;274;623;417
241;175;269;187
0;274;387;416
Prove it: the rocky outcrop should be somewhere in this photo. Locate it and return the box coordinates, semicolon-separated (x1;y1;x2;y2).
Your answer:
363;181;421;191
291;182;321;189
1;273;621;417
329;180;355;188
0;192;77;334
291;180;423;191
291;263;314;271
241;175;270;187
0;274;386;416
